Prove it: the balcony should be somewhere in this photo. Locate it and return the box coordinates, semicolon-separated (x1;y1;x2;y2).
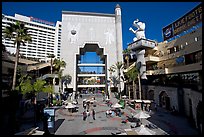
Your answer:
146;61;202;75
78;63;105;67
145;55;160;62
77;73;105;77
77;84;106;88
128;38;156;51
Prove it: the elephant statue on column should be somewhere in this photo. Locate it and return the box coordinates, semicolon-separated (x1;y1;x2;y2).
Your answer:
129;19;146;41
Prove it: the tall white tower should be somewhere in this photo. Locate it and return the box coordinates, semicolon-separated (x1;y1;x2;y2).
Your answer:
115;4;123;62
115;4;124;93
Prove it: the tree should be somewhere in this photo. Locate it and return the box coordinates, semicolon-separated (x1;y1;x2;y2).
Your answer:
16;75;54;127
15;74;33;95
124;66;139;99
16;75;54;100
3;21;32;90
111;61;124;99
53;58;66;99
123;48;131;99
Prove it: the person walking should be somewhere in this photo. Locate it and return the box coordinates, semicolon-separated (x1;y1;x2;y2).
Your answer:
83;110;87;121
92;109;96;120
83;103;87;110
86;110;90;121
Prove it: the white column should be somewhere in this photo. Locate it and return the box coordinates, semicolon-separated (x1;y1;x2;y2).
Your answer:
136;49;147;80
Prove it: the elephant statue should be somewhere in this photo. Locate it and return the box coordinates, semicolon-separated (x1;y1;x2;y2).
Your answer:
129;19;146;41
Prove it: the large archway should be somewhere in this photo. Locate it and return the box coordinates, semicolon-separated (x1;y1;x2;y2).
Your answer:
76;43;108;97
147;90;154;100
159;91;170;110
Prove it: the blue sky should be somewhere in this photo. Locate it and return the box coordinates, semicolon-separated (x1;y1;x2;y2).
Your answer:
2;2;200;48
2;2;200;71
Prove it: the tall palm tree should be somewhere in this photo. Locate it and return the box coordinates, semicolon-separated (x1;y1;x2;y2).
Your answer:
123;48;131;99
47;54;55;74
111;61;124;99
53;58;66;97
125;66;139;99
3;21;32;90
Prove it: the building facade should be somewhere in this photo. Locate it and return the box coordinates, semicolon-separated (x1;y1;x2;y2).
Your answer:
2;13;61;61
123;3;202;133
60;4;124;98
125;22;202;134
145;26;202;132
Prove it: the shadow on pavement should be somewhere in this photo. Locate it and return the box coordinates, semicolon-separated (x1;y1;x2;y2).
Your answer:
55;119;65;132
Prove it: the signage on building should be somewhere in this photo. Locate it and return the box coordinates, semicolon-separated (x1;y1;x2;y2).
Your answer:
162;3;202;41
30;16;55;26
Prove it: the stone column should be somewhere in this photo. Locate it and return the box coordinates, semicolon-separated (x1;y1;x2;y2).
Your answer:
136;49;147;80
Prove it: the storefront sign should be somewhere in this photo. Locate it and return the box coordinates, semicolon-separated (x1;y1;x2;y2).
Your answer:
162;3;202;41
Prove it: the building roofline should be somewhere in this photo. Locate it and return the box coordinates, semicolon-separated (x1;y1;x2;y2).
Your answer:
62;11;115;17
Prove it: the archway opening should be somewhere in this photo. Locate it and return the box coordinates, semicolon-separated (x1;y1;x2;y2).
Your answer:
148;90;154;100
76;43;107;96
159;91;170;110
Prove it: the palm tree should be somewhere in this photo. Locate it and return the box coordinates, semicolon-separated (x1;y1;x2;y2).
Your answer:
124;66;139;99
123;48;131;99
3;21;32;90
62;74;72;88
47;54;55;74
111;61;124;99
53;58;66;99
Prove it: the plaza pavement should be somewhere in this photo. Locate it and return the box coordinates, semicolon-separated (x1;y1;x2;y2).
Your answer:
17;92;199;135
54;92;197;135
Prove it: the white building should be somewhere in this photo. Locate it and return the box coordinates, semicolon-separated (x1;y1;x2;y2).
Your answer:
2;13;62;61
61;4;124;98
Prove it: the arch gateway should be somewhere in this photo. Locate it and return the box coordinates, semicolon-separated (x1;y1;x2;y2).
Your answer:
60;4;124;100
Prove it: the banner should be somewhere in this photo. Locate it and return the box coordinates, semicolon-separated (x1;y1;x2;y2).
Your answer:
162;3;202;41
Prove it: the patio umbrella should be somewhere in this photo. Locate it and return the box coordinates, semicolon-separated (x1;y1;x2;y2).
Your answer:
133;110;150;119
105;98;110;101
135;125;156;135
90;100;94;103
65;103;76;109
112;103;122;108
72;101;77;105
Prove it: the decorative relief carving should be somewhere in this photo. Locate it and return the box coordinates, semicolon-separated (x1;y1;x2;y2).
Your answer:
104;28;114;45
67;22;81;44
